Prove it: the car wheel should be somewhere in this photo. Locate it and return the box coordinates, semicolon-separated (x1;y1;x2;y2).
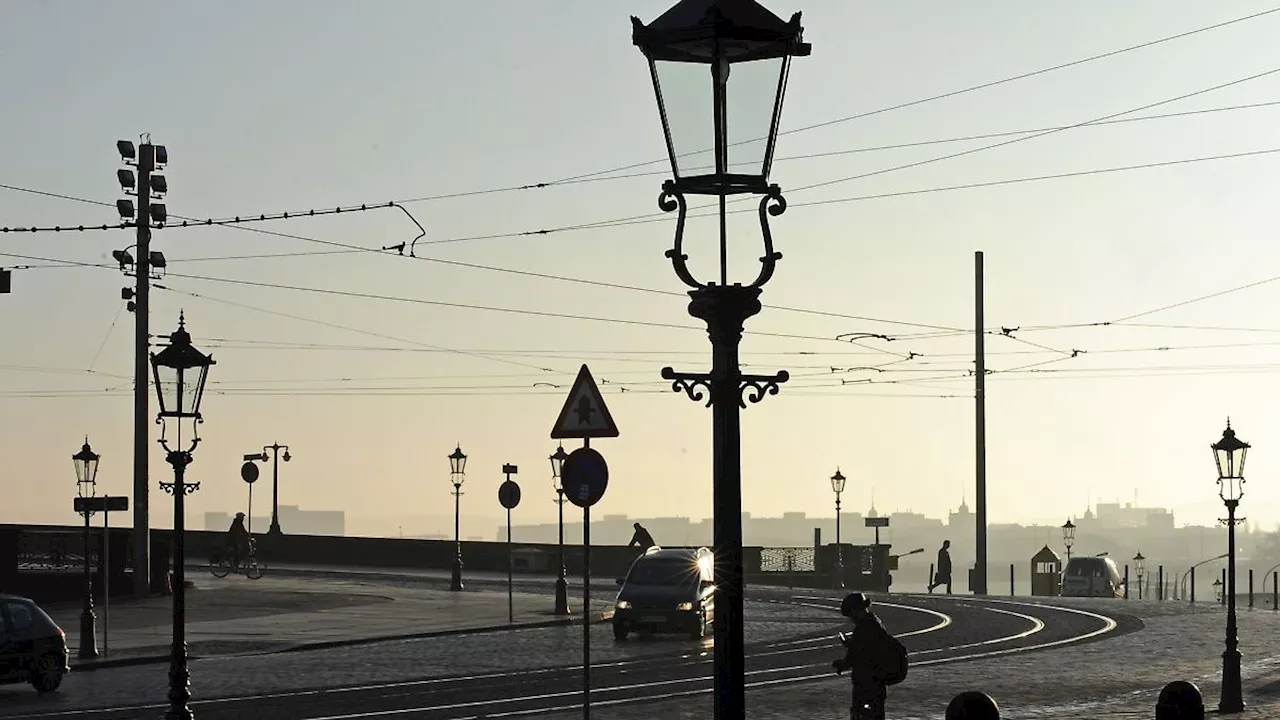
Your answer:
613;623;628;641
30;653;63;693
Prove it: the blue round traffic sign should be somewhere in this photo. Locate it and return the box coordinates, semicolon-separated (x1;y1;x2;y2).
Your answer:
561;447;608;508
498;480;522;510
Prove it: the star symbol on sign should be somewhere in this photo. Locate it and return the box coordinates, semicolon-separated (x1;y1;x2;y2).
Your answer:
573;396;597;426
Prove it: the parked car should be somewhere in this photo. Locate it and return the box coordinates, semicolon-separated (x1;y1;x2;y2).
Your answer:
1061;557;1126;598
613;547;715;641
0;595;69;692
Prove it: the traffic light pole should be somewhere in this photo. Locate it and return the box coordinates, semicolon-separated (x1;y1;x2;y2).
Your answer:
131;145;154;598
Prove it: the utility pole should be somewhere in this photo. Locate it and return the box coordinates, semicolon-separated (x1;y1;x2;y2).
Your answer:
974;250;988;596
116;137;167;597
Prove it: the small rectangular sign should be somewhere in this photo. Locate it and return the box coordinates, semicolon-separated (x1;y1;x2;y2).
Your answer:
864;517;890;528
75;496;129;514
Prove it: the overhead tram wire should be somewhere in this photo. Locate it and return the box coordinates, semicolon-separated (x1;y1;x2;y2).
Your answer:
533;5;1280;186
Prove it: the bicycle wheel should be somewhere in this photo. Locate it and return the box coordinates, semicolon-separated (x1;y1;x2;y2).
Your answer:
246;556;265;580
211;554;232;579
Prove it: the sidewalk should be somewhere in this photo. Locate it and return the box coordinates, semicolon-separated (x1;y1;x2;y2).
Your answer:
55;573;613;671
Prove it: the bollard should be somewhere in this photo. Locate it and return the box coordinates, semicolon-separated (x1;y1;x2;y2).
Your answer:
1249;569;1254;608
1155;680;1204;720
929;562;935;593
1190;567;1195;603
1274;570;1278;611
1221;568;1227;606
1124;564;1129;600
1009;564;1014;597
1158;565;1164;601
946;691;1000;720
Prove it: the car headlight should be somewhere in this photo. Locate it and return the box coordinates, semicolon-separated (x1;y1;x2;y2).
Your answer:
677;601;695;611
616;601;631;610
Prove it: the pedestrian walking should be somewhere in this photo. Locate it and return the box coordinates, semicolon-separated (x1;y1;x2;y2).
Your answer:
929;540;953;594
832;592;908;720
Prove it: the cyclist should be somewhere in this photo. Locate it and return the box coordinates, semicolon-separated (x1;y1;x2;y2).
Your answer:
227;512;250;572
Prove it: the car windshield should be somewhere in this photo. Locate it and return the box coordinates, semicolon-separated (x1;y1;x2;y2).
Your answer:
627;558;699;587
1066;561;1107;578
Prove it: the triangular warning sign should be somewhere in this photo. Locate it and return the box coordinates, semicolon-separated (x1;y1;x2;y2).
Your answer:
551;365;620;439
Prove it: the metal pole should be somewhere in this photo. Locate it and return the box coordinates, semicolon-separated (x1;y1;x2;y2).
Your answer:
103;509;110;656
1221;500;1244;713
1191;567;1196;604
166;451;193;720
974;250;988;596
1273;570;1277;611
555;490;569;615
132;144;153;597
79;511;98;658
583;503;591;720
1249;569;1254;609
1124;565;1129;601
450;484;463;591
834;494;842;589
1222;568;1227;606
268;444;282;536
507;508;514;624
1010;563;1014;597
1158;565;1164;601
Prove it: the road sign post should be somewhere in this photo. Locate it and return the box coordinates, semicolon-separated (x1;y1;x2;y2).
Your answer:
551;367;618;720
498;465;521;624
865;516;890;546
74;496;128;656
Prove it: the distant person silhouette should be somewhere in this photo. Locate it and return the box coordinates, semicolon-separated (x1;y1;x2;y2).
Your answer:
227;512;250;571
929;540;952;594
628;523;655;551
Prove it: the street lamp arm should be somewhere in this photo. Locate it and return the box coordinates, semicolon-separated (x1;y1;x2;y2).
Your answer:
740;371;790;408
662;367;712;407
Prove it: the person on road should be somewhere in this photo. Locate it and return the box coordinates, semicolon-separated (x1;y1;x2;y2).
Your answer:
929;540;952;594
227;512;250;571
832;592;908;720
628;523;655;551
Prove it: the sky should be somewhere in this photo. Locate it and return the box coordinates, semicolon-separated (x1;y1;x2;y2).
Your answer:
5;1;1280;541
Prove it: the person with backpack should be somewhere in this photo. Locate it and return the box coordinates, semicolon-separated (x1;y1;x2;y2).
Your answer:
832;592;908;720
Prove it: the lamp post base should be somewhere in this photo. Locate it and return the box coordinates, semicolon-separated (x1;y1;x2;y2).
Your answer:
267;521;282;537
554;573;570;616
78;608;98;659
450;558;464;592
1220;648;1245;713
165;643;194;720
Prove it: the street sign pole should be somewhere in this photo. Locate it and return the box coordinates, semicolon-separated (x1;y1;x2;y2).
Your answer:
498;466;521;626
102;508;109;656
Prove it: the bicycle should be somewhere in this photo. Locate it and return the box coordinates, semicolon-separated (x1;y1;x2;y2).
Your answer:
209;537;265;580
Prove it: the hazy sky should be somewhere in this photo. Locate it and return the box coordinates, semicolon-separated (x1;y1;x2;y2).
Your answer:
6;1;1280;541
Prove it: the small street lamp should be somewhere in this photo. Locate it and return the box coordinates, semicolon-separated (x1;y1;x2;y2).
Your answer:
72;439;100;659
1214;578;1225;604
550;445;571;616
448;445;467;592
149;311;214;720
830;468;846;589
632;2;810;716
1212;420;1249;714
1062;519;1076;561
244;442;291;537
1134;552;1146;600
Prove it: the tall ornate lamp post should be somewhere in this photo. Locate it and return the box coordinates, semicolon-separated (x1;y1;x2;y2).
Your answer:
73;439;100;659
1212;421;1249;714
449;445;467;592
1061;519;1075;561
149;311;214;720
831;468;846;589
632;3;810;717
550;444;570;616
1133;552;1146;600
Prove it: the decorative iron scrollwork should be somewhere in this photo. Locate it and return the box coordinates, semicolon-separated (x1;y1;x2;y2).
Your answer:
658;182;700;290
748;185;787;289
659;181;789;291
661;366;713;407
739;370;790;408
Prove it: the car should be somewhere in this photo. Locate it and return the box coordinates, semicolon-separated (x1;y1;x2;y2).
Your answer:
1061;557;1126;598
612;547;715;641
0;595;69;693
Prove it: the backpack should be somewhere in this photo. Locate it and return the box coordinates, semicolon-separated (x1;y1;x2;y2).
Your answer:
882;635;909;686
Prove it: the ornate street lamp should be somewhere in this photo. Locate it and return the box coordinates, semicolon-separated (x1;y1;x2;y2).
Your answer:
149;311;214;720
1061;519;1076;561
830;468;846;589
448;445;467;592
73;439;100;659
1212;420;1249;714
1133;552;1146;600
632;2;809;716
550;444;571;616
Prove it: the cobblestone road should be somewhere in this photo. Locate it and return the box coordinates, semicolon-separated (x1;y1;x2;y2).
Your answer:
0;597;842;715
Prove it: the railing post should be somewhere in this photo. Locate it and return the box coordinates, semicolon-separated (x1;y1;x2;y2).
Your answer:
1190;567;1195;603
1158;565;1164;601
1249;569;1254;609
929;562;935;594
1124;564;1129;600
1009;563;1014;596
